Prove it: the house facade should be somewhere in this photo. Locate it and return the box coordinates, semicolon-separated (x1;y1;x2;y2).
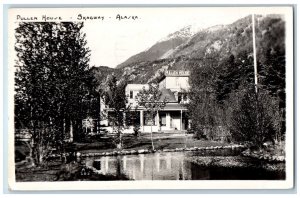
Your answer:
100;70;190;133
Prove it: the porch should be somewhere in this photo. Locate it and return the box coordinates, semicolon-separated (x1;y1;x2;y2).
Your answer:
101;104;190;134
126;105;189;133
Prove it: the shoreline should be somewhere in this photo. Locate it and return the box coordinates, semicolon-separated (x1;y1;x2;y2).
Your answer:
16;145;285;182
189;156;285;173
49;144;246;158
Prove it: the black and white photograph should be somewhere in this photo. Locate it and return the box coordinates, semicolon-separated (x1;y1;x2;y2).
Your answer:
7;6;294;190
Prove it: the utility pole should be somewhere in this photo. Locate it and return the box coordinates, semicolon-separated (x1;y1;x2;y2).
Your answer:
252;14;258;93
252;14;262;143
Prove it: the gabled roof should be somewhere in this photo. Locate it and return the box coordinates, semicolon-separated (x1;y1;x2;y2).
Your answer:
159;88;177;103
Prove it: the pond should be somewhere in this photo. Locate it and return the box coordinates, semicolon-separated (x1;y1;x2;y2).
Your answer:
84;149;285;180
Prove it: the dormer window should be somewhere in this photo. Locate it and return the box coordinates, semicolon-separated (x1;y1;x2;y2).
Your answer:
130;91;133;99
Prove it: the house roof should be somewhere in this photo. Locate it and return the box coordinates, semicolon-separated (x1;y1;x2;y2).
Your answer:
163;103;188;110
159;88;177;102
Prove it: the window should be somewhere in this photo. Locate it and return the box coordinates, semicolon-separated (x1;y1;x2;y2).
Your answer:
130;91;133;99
126;111;140;126
144;112;156;126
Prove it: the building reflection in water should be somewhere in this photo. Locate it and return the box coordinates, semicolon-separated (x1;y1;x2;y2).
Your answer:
140;154;144;173
156;153;160;173
86;150;284;180
166;153;171;170
105;156;109;174
89;152;194;180
123;156;127;171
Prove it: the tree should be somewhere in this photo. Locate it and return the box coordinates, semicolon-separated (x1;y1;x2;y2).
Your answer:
185;15;285;144
229;87;278;148
256;17;286;139
82;73;101;136
188;55;225;140
15;22;91;165
102;76;129;149
136;83;166;150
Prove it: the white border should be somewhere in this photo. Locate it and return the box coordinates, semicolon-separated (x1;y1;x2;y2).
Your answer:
6;6;294;191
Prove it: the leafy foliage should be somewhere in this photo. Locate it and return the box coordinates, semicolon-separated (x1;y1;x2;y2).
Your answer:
15;22;92;165
136;83;167;150
229;87;279;147
102;75;130;148
187;53;227;140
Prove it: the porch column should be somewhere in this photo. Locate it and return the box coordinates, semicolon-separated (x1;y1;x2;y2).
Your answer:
140;110;144;132
156;111;159;131
166;112;171;129
180;110;183;130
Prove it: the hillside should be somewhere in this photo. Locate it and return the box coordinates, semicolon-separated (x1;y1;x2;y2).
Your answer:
91;14;285;86
116;26;195;69
89;66;118;85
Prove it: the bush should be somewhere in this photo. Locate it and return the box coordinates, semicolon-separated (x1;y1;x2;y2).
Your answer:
229;88;279;147
189;123;206;140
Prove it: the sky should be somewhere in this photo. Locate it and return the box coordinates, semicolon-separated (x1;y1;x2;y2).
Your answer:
9;7;289;68
80;7;289;68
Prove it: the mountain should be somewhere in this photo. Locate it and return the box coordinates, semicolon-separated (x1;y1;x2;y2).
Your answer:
116;26;195;69
90;66;117;86
92;14;285;86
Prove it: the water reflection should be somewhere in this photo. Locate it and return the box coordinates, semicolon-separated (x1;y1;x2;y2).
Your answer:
85;150;285;180
87;152;198;180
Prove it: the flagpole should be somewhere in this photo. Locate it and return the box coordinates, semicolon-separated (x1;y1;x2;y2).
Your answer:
252;14;258;93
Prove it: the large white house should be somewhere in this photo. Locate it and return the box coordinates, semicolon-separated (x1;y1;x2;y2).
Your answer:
100;70;191;133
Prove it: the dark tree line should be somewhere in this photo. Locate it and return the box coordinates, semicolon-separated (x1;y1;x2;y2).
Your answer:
188;15;285;147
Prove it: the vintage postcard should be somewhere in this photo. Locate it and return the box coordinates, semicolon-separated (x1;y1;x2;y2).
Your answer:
7;6;294;190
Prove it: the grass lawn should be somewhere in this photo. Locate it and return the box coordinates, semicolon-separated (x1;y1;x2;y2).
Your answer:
75;133;232;154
